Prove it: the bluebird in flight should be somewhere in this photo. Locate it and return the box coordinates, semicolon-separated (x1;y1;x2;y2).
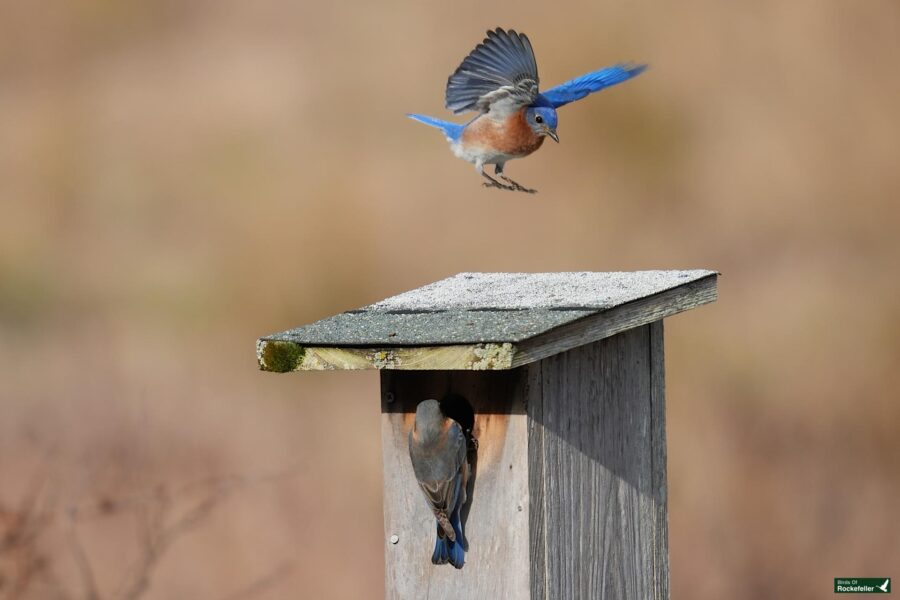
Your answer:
408;399;470;569
408;28;646;193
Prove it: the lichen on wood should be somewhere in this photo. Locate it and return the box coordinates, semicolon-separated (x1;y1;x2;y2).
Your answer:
470;343;514;370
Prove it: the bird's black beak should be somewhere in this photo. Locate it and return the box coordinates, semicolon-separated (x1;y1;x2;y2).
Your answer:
544;127;559;143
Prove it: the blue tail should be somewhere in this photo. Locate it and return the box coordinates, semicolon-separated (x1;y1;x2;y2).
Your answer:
430;511;465;569
431;525;450;565
448;509;465;569
407;113;464;143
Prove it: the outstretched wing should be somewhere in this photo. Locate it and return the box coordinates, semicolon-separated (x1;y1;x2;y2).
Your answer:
446;28;539;117
537;63;646;109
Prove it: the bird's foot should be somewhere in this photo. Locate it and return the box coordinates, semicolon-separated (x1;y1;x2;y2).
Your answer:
499;174;537;194
482;179;517;192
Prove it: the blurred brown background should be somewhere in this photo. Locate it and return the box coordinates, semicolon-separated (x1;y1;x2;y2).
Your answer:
2;0;899;598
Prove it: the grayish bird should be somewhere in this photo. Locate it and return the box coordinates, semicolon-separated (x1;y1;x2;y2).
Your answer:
408;399;469;568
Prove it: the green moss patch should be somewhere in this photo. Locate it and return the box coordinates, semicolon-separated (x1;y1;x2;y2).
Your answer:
258;340;305;372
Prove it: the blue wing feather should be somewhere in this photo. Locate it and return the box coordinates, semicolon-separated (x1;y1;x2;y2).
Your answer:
537;63;647;109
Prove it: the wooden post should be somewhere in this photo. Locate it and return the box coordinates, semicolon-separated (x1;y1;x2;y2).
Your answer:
257;271;717;599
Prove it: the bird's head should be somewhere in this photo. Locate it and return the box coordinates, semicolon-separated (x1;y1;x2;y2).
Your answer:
413;399;445;443
525;106;559;142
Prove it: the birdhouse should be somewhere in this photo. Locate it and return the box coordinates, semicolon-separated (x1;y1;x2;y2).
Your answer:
257;271;718;599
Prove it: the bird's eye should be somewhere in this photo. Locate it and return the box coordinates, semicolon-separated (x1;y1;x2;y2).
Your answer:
535;115;544;124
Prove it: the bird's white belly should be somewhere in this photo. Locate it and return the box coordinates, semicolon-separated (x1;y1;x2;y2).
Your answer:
450;142;513;165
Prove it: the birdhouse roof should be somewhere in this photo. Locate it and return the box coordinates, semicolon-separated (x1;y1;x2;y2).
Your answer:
257;270;717;372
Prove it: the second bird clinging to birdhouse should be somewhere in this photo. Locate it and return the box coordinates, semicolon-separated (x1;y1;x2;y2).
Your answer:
408;399;470;569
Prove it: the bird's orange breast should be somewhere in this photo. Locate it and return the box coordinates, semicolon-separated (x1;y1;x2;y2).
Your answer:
462;111;545;157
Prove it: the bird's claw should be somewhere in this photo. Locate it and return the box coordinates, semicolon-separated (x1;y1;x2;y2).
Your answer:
508;182;537;194
482;180;537;194
481;171;537;193
499;175;537;194
482;180;515;191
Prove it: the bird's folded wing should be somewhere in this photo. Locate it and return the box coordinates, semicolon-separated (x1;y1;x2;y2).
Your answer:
421;474;464;541
446;28;539;116
419;477;458;514
538;63;647;109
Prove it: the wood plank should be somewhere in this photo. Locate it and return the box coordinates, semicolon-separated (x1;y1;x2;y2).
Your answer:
526;358;548;598
257;341;515;372
380;370;532;599
649;320;670;599
527;325;668;599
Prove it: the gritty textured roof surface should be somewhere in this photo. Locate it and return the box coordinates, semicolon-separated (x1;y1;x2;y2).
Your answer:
262;270;717;346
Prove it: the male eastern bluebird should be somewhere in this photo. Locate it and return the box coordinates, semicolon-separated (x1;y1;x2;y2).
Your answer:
408;399;469;569
408;27;646;193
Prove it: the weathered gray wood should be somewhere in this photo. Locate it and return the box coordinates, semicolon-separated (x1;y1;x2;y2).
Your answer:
381;369;533;599
649;320;669;598
527;324;668;599
527;358;547;597
257;271;717;372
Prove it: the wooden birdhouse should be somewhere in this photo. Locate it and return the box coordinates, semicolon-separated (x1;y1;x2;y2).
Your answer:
257;270;718;599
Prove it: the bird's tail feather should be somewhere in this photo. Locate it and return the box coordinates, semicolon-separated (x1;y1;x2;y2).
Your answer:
431;525;450;565
406;113;464;143
448;537;465;570
448;509;465;569
431;519;465;569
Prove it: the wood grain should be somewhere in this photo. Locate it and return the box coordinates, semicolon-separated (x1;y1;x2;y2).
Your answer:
527;324;668;599
257;342;515;372
649;320;669;598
